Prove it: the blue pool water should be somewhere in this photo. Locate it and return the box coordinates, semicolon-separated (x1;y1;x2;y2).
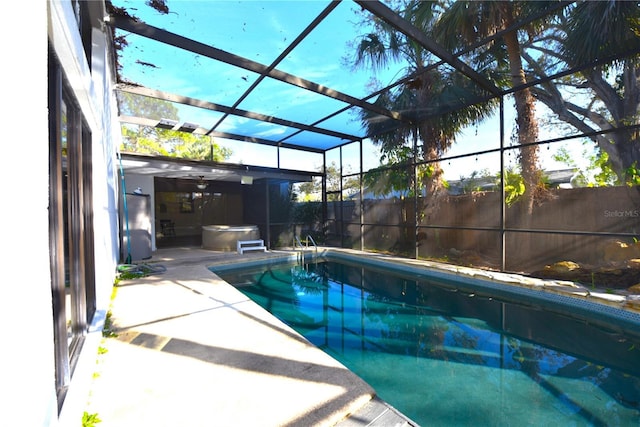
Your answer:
213;259;640;426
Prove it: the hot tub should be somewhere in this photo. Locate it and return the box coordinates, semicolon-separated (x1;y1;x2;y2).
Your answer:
202;225;260;251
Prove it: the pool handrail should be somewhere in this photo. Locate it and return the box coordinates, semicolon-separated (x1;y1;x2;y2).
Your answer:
294;235;318;259
305;235;318;254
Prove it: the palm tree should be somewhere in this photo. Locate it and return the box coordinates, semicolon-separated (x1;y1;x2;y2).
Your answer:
433;1;558;215
352;1;496;219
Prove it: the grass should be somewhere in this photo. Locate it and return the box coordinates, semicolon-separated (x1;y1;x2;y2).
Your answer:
82;412;101;427
102;311;118;338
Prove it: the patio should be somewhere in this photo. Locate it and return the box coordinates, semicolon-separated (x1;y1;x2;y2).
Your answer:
84;247;416;426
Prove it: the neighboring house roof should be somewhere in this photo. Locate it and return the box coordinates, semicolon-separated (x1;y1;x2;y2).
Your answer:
545;168;580;187
351;168;580;199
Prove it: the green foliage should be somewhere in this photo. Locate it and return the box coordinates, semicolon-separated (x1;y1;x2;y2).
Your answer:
171;132;233;161
116;263;166;281
435;1;640;190
351;1;500;205
363;163;434;199
552;144;618;187
292;201;322;226
117;270;147;280
297;179;319;200
592;151;618;187
292;201;325;244
82;412;101;427
118;92;232;161
502;168;525;206
121;126;232;161
561;1;640;69
456;169;494;194
363;163;411;198
118;91;178;121
102;311;118;338
418;164;435;185
625;162;640;187
269;182;295;223
296;162;359;201
120;126;169;155
362;144;435;198
327;162;359;196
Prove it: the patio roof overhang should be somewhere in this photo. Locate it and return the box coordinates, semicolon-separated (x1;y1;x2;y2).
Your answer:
119;152;315;184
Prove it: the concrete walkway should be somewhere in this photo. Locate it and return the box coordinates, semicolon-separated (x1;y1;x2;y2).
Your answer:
85;248;415;426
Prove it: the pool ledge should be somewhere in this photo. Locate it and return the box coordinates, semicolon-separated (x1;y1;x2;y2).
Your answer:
318;248;640;335
201;246;640;333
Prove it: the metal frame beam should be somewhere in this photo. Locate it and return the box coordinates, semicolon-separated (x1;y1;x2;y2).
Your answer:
109;13;411;125
117;84;360;142
356;0;501;96
209;0;343;135
118;114;326;154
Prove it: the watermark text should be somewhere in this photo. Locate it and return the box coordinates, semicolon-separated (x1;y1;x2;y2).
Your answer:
603;209;639;218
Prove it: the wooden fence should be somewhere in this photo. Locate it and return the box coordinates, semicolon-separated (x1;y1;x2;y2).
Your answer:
325;186;639;270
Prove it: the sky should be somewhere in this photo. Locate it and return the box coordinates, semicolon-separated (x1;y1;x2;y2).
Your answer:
113;0;587;182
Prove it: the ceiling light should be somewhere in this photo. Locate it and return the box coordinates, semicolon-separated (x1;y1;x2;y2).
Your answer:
196;176;207;190
157;118;178;129
241;176;253;185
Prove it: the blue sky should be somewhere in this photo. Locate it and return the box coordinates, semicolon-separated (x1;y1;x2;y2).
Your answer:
113;0;580;180
114;1;404;134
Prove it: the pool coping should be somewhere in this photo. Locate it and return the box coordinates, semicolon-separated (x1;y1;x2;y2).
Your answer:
210;247;640;337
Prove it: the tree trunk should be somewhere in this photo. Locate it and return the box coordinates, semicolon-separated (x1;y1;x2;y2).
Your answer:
500;3;540;270
503;15;540;216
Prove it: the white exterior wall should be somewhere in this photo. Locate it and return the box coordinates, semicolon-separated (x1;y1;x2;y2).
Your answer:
56;1;122;424
2;2;58;425
0;2;120;426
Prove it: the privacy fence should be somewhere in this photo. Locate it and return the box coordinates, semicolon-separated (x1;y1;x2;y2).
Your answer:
322;185;639;274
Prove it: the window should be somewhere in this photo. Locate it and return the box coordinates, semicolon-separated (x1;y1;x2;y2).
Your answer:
72;0;92;66
48;45;96;411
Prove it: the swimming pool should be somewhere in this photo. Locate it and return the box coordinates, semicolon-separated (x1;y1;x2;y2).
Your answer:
212;256;640;426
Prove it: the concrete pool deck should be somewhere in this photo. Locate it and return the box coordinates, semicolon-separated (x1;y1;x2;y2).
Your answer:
84;247;416;426
84;246;640;426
